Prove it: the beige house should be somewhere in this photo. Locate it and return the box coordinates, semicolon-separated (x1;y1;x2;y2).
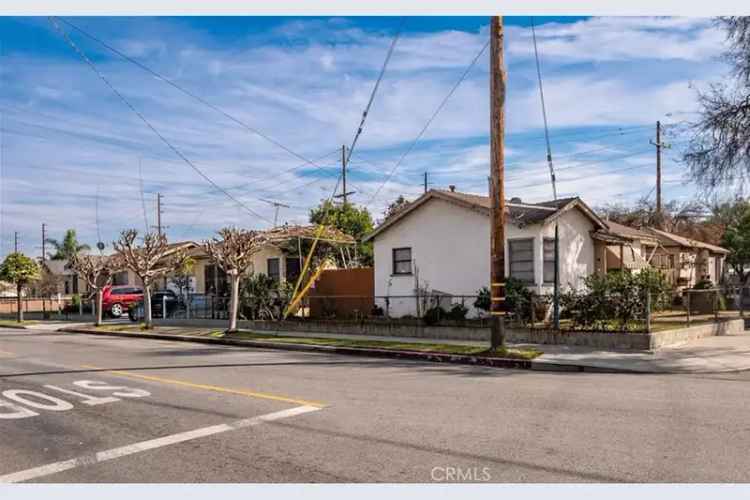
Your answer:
591;221;729;289
102;226;354;296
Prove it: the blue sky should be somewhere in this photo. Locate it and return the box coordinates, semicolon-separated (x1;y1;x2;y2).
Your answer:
0;16;731;256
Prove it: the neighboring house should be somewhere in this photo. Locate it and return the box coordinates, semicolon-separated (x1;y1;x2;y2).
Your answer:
364;189;616;318
594;220;661;273
42;259;85;297
643;227;728;288
169;225;352;296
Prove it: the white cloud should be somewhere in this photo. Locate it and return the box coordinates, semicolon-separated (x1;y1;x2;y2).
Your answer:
0;16;729;256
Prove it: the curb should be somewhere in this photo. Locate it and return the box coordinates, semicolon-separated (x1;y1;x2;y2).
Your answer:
57;327;639;373
0;323;28;330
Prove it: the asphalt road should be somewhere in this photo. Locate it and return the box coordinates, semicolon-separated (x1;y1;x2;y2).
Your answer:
2;326;750;483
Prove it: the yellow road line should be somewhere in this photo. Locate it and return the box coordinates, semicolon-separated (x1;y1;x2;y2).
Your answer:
0;349;15;357
80;364;326;408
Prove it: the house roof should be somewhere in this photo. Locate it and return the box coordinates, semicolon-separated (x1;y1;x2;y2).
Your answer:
644;227;730;255
187;225;356;259
601;220;660;245
363;189;607;242
43;259;75;276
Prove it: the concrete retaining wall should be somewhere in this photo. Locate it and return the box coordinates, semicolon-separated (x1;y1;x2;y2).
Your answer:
152;317;746;351
155;318;491;341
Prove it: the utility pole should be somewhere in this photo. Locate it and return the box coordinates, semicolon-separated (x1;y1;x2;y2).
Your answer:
489;16;507;350
156;193;162;237
342;145;347;204
14;231;18;253
41;223;47;260
424;172;428;193
650;121;670;229
333;145;355;204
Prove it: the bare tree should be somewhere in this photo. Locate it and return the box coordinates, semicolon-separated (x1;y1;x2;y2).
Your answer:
683;17;750;193
204;228;269;333
68;253;122;326
113;230;185;329
36;266;62;320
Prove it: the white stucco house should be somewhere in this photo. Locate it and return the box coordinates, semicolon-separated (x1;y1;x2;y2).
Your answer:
363;189;623;317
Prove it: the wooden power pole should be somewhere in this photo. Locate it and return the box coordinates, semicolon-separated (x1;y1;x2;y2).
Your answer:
650;120;670;229
41;223;47;260
333;145;355;204
156;192;162;237
489;16;507;350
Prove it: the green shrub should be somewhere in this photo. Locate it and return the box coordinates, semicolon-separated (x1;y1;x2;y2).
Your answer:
693;278;714;290
474;287;491;312
559;269;671;332
504;277;549;324
447;303;469;320
423;305;445;326
240;274;292;320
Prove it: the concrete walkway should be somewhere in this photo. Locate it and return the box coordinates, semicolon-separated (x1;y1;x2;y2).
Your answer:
534;332;750;373
17;319;750;374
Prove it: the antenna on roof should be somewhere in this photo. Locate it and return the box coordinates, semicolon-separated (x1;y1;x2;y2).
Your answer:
260;199;291;228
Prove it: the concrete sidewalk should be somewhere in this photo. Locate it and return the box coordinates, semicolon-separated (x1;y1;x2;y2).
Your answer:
18;319;750;374
262;328;750;373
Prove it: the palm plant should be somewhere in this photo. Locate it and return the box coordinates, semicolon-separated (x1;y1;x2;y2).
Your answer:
46;229;91;261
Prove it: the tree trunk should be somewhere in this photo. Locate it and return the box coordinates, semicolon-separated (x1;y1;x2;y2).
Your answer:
144;284;153;329
16;283;23;323
95;288;103;327
228;273;240;333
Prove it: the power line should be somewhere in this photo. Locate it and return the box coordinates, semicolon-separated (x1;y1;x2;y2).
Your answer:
530;17;558;201
510;161;656;191
53;16;335;181
49;17;275;226
344;17;405;169
365;36;491;206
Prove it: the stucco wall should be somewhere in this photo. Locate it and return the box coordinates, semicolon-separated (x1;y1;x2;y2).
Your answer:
190;244;287;294
372;198;598;317
373;198;489;317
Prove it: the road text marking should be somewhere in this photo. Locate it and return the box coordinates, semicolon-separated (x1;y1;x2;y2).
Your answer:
81;364;326;408
0;404;321;483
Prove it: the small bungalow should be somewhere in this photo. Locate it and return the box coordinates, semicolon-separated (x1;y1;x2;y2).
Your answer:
363;189;612;317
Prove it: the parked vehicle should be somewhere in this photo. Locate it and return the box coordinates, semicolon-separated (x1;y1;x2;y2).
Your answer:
102;285;144;318
128;289;179;322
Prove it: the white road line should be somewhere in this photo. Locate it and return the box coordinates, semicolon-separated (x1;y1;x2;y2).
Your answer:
0;404;321;483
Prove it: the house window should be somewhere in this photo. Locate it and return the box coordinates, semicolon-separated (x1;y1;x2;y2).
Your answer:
64;280;70;295
112;271;129;286
267;258;280;282
392;247;412;275
285;257;301;283
543;238;555;284
204;264;228;296
509;238;535;284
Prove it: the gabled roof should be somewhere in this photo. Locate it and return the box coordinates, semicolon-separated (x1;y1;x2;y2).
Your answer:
644;227;730;255
363;189;607;242
43;259;75;276
601;220;660;245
